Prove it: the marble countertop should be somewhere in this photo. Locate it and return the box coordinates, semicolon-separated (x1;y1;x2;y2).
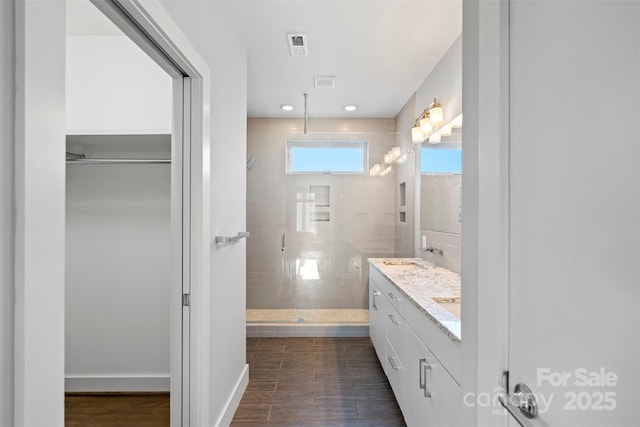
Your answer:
369;258;461;342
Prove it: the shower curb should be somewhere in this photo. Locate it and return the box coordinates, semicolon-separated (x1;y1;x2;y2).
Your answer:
246;323;369;338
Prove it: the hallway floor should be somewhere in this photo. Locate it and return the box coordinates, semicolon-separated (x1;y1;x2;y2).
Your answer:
65;393;169;426
232;337;406;426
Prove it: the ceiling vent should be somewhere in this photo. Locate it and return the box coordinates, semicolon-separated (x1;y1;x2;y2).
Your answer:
287;33;308;57
314;75;335;89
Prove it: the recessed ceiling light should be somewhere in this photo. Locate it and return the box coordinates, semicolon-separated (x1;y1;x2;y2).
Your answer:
344;105;358;112
280;104;294;111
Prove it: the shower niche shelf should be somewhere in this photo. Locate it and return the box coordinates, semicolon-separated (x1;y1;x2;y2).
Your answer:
310;185;331;221
311;211;330;222
399;182;407;223
310;185;330;207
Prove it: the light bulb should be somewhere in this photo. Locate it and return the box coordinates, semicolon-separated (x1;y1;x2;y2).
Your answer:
392;146;402;160
412;126;425;143
430;106;444;128
451;114;463;128
420;117;433;137
429;133;441;144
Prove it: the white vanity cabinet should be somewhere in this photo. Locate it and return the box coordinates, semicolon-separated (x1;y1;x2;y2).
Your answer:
369;279;387;369
402;325;461;427
369;263;462;427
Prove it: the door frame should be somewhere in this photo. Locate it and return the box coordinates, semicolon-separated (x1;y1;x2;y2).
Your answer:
13;0;211;424
461;0;510;425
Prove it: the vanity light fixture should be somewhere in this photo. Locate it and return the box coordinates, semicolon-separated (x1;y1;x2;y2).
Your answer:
280;104;294;111
369;163;382;176
439;124;452;137
412;98;445;144
344;104;358;112
371;145;405;175
450;113;463;129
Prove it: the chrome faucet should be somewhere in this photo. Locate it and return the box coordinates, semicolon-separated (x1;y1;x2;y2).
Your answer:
424;246;443;256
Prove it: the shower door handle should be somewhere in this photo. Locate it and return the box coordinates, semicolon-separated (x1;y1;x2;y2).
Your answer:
281;233;285;252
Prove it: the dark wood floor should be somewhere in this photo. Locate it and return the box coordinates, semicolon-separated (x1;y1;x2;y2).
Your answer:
233;337;406;426
65;337;404;427
65;392;169;427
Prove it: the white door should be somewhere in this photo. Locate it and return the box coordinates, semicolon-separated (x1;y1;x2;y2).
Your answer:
507;1;639;425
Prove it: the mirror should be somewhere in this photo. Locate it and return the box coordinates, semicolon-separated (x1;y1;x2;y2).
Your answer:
419;127;462;235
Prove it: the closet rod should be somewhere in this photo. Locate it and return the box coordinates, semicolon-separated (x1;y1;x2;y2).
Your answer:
66;159;171;164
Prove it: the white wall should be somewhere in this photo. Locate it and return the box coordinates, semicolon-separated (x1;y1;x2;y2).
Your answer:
159;2;249;425
409;34;463;271
394;94;417;257
0;0;15;424
65;163;171;391
66;35;172;134
14;0;67;424
415;35;462;129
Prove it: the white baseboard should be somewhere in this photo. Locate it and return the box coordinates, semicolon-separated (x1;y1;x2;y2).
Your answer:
65;375;170;392
214;364;249;427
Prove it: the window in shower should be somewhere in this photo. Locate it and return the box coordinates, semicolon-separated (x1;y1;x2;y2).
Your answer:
287;140;368;174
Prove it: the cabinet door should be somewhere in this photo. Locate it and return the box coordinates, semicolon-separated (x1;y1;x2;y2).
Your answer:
368;279;386;367
386;339;404;405
402;326;460;427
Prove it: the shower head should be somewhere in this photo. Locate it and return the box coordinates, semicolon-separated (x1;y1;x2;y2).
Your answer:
247;155;256;170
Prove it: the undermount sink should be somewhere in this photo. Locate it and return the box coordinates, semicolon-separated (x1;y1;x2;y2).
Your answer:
382;260;425;270
432;297;461;319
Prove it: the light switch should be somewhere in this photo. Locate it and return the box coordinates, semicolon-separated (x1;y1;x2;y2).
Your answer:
421;235;427;249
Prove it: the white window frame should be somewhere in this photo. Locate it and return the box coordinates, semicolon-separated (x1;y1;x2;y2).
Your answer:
286;140;369;175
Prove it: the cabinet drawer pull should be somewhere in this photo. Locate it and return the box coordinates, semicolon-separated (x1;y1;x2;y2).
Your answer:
388;292;402;302
388;356;400;371
372;291;381;310
419;358;432;398
388;314;400;325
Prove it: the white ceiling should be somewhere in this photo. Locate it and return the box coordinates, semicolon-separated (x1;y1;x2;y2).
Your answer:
67;0;462;120
220;0;462;119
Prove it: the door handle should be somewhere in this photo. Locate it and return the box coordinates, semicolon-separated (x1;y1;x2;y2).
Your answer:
281;232;285;252
498;383;538;426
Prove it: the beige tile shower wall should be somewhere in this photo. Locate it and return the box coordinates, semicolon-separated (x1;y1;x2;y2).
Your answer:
394;94;418;257
420;230;461;274
247;118;397;310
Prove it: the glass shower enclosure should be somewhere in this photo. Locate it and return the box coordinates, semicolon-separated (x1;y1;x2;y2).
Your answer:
246;127;397;330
